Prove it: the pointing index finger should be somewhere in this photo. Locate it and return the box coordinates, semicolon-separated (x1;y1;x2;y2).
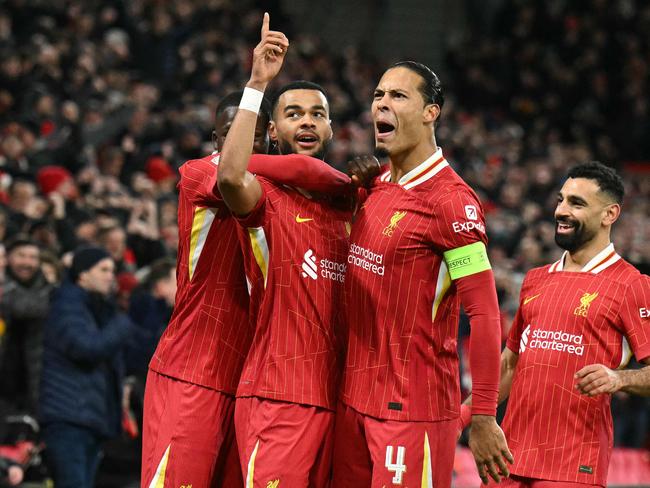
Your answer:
261;12;270;37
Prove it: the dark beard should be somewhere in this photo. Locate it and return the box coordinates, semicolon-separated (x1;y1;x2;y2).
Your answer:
554;220;595;252
277;138;330;161
374;147;389;159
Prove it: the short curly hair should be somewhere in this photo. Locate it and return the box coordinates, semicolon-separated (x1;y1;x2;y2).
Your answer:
567;162;624;204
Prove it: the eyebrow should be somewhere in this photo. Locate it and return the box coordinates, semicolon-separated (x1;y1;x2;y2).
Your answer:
374;88;409;95
558;192;588;205
283;104;327;112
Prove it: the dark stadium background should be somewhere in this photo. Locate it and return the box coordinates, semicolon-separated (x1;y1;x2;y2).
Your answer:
0;0;648;486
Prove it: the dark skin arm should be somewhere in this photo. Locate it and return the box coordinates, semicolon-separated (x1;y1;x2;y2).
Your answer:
217;13;289;215
347;155;381;188
575;358;650;397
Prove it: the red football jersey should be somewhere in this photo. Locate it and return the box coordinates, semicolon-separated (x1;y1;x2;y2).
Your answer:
504;244;650;485
150;154;351;394
340;148;489;421
236;177;351;410
149;154;253;393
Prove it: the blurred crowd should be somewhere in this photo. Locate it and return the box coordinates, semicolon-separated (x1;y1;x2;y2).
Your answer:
0;0;648;484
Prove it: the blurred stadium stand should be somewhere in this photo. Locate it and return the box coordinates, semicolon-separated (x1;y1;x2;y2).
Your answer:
0;0;648;485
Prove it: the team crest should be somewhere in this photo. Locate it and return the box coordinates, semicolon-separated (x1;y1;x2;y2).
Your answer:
383;211;407;237
574;292;598;317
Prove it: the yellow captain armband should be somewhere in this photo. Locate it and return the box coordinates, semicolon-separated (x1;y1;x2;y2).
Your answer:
443;241;491;280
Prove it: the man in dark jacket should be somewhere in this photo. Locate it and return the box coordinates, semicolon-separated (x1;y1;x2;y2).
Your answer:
0;237;53;414
39;247;133;488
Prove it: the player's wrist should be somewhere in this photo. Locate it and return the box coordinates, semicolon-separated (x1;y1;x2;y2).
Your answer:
470;414;496;426
246;79;268;92
239;86;265;115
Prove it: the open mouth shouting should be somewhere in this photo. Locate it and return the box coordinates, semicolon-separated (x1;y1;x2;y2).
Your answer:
295;131;320;150
375;119;396;140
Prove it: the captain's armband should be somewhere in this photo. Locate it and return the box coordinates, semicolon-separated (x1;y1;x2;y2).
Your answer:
443;242;491;280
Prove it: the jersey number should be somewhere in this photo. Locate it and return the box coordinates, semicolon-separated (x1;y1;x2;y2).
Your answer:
385;445;406;485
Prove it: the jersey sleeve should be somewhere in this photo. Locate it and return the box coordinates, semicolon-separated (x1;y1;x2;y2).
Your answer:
178;157;224;207
430;187;488;252
506;306;525;354
248;154;352;193
234;177;273;229
619;274;650;362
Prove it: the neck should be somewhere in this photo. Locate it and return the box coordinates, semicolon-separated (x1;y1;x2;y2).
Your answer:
389;140;437;182
563;233;611;271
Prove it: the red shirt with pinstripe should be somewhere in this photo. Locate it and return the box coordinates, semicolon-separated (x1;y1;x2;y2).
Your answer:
149;154;253;394
504;244;650;485
340;148;489;421
235;177;351;410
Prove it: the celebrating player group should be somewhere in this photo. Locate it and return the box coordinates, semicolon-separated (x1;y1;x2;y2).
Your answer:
141;13;650;488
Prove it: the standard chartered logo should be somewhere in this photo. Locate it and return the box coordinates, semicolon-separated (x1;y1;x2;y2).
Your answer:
519;324;585;356
301;249;318;280
301;249;346;283
519;324;531;353
348;243;385;275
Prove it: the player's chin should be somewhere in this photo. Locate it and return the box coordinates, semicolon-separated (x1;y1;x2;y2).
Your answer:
293;144;323;158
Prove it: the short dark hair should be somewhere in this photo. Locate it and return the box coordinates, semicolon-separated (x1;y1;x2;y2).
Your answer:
5;235;39;254
391;61;444;109
271;81;329;116
144;257;176;290
215;91;272;125
567;161;624;203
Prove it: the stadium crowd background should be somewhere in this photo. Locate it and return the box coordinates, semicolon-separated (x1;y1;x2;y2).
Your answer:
0;0;648;484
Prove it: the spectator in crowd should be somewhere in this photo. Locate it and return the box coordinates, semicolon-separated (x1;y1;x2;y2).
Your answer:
0;0;644;468
0;237;52;414
126;258;176;382
39;247;134;488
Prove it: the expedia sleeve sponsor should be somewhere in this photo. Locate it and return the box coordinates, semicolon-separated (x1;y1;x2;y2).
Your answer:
443;241;491;280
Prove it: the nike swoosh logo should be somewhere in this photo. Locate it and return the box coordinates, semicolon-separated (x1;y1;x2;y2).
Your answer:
295;215;313;223
524;293;541;305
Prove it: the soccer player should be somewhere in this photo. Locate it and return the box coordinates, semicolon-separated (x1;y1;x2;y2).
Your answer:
332;61;512;487
141;92;351;487
466;162;650;488
217;14;357;488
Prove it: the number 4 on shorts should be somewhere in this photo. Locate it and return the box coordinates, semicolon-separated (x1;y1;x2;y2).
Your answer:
385;445;406;484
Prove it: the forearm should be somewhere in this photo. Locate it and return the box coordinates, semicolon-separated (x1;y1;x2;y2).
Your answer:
619;365;650;396
463;349;517;407
456;270;501;416
217;81;266;215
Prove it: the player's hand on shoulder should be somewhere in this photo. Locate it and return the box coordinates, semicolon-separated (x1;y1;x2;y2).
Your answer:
468;415;514;484
249;12;289;88
574;363;622;396
347;155;381;188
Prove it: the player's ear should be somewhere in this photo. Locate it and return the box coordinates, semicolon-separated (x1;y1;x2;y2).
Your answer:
602;203;621;227
423;103;440;125
211;130;217;150
268;121;278;142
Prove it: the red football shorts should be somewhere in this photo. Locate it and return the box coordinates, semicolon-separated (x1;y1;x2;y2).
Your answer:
141;370;242;488
490;474;603;488
332;401;457;488
234;396;334;488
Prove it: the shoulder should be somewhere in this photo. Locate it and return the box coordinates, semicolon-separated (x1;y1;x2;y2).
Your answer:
51;282;87;308
419;167;482;208
599;258;644;286
618;261;649;291
179;154;219;177
524;265;554;283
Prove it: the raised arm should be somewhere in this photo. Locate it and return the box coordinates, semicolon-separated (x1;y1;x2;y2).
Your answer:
217;13;289;215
